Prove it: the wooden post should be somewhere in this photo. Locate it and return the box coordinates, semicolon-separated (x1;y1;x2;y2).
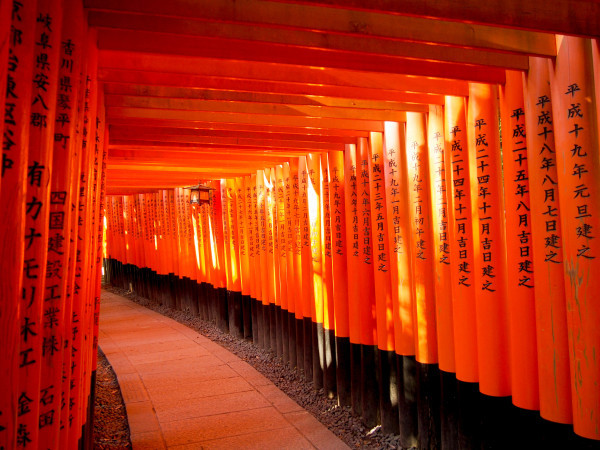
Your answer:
444;96;481;448
299;157;314;380
468;82;512;448
549;35;600;441
0;0;36;444
40;2;84;444
320;153;336;398
523;55;572;427
368;131;398;434
307;153;324;389
17;0;62;446
500;70;540;412
405;111;441;449
356;137;379;427
328;150;351;406
382;121;419;448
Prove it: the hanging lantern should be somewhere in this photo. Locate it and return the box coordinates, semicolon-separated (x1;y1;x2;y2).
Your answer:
185;183;214;206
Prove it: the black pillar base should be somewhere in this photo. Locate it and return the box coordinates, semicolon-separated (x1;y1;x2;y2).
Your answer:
270;303;277;354
350;342;362;416
242;294;253;340
312;321;324;390
440;369;458;449
416;362;441;450
397;354;418;448
217;287;229;333
303;317;313;383
296;317;304;375
323;327;337;399
227;290;243;338
281;307;289;363
288;312;297;369
251;297;259;344
379;349;399;435
361;345;380;428
335;336;351;407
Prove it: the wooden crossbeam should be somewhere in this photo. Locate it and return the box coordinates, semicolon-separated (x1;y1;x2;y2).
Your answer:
108;125;360;144
104;94;420;120
108;144;317;157
107;118;371;138
103;84;437;111
84;0;557;55
278;0;599;38
88;11;532;70
97;29;507;83
98;51;470;96
111;135;344;152
106;107;386;131
109;136;344;151
109;148;292;163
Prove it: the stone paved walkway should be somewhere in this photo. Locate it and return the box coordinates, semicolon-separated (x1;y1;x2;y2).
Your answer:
99;290;350;449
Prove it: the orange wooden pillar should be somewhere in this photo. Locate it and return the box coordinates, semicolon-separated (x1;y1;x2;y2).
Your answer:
382;121;418;447
405;111;441;449
275;166;290;361
356;137;378;427
213;180;229;330
201;196;214;318
40;4;84;444
428;105;455;373
468;82;512;448
283;162;299;367
327;150;351;406
256;170;269;346
523;57;573;427
307;153;324;389
265;169;278;353
549;35;600;441
0;0;11;180
468;83;511;396
500;70;540;412
0;0;36;445
226;178;243;337
17;0;62;446
299;157;314;380
320;153;336;398
68;30;99;447
444;97;478;382
428;104;460;448
368;131;398;433
249;173;262;342
87;96;107;443
244;175;258;340
236;177;252;338
443;96;482;447
290;159;305;371
343;143;362;415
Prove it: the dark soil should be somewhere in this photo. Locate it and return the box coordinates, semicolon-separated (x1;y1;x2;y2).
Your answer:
100;284;410;449
94;347;132;449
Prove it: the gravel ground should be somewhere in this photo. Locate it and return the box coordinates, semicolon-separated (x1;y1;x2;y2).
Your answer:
94;347;133;449
101;284;410;449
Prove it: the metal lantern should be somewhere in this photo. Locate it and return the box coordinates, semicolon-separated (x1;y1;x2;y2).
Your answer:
185;183;214;206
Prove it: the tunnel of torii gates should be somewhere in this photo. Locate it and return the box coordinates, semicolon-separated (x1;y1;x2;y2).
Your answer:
1;0;600;449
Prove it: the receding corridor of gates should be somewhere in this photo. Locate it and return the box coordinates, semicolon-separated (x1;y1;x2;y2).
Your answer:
1;0;600;448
